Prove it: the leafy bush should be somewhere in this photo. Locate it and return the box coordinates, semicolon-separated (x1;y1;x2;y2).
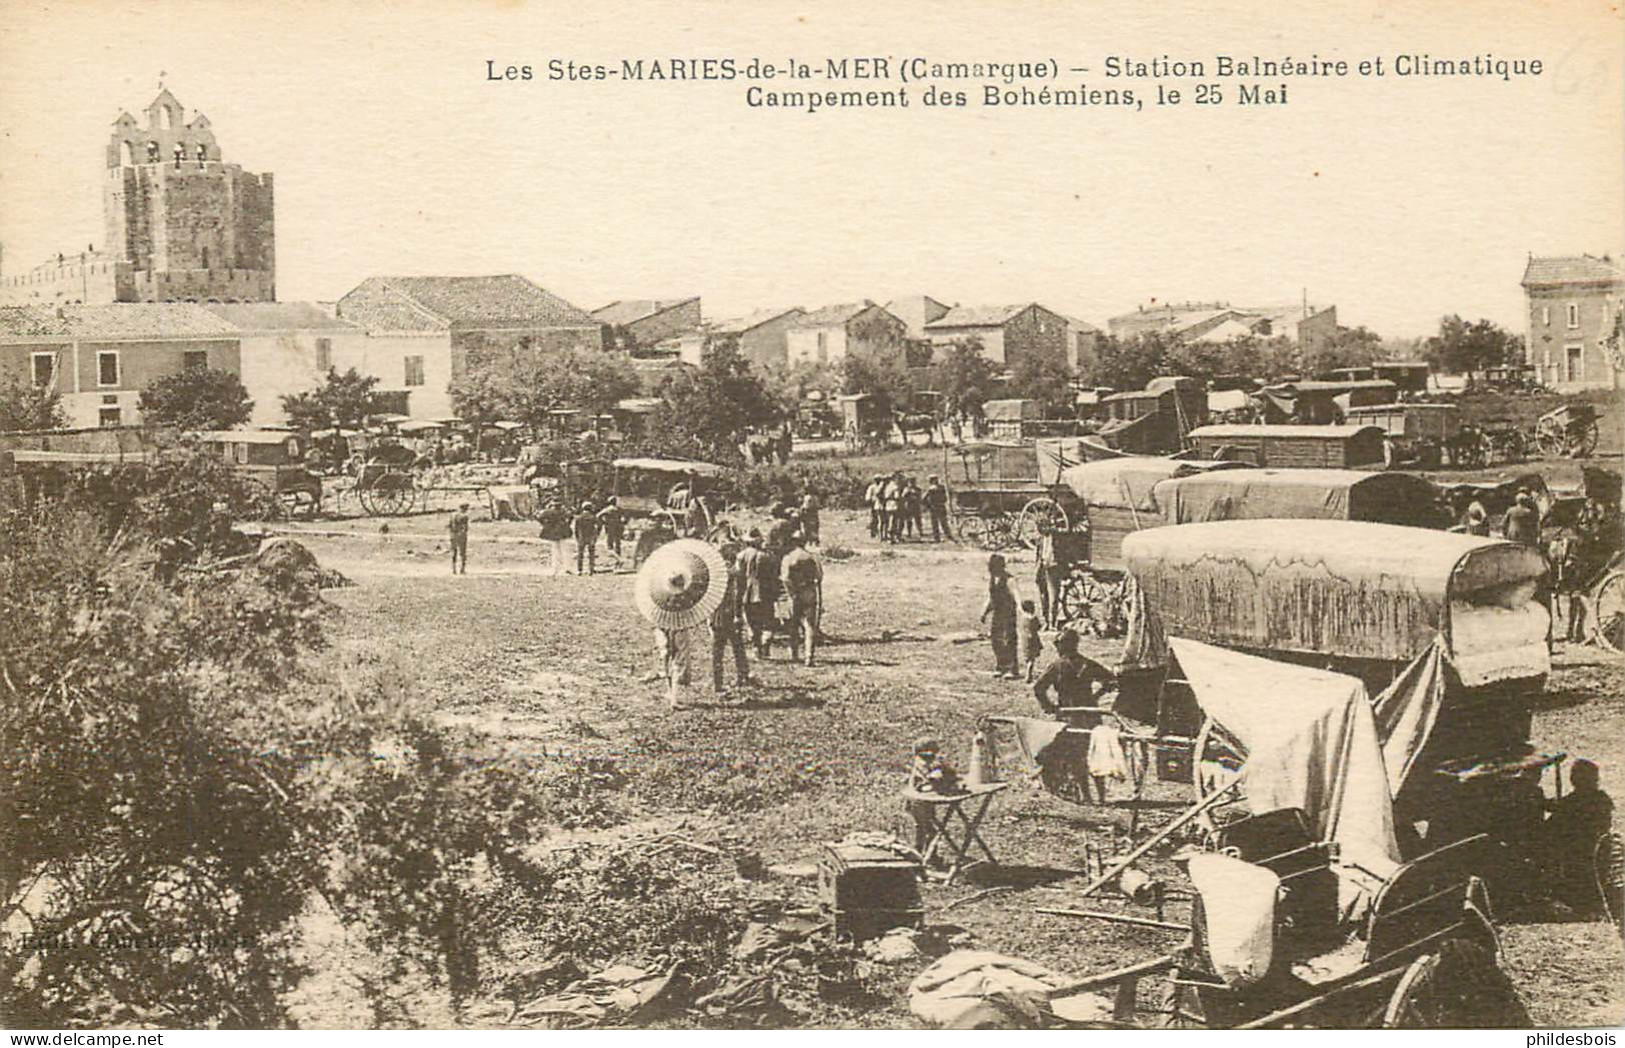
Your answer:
731;461;871;511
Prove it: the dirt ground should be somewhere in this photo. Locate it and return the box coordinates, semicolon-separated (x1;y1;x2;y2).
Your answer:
279;458;1625;1028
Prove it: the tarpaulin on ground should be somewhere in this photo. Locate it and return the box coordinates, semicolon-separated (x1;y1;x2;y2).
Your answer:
1118;520;1549;671
1170;638;1401;906
908;950;1076;1028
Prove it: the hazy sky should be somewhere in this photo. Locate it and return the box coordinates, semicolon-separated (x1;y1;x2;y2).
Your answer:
1;0;1620;337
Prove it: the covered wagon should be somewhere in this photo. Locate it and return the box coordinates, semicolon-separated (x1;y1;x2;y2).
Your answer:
1189;423;1386;468
1153;468;1445;530
983;398;1041;441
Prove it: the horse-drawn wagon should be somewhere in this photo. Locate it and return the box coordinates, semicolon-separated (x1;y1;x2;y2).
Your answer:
1533;402;1602;459
190;430;323;518
1342;403;1462;469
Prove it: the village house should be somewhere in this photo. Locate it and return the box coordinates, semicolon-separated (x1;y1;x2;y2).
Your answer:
335;275;603;385
1107;300;1339;355
884;295;951;340
203;302;454;425
1522;254;1623;390
591;297;702;348
0;303;241;428
923;303;1070;369
1065;316;1103;373
705;307;807;368
785;302;907;367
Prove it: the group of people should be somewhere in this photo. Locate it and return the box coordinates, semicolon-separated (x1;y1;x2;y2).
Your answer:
655;522;825;710
450;494;631;577
862;471;952;543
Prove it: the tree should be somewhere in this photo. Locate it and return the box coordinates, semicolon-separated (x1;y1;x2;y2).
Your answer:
1086;332;1170;390
281;367;381;431
1300;324;1384;377
0;379;65;432
1422;315;1523;379
1007;346;1075;417
839;348;912;419
479;348;640;430
137;367;254;431
646;340;780;464
935;339;997;430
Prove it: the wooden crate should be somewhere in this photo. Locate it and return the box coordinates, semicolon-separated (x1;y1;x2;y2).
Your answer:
818;842;924;941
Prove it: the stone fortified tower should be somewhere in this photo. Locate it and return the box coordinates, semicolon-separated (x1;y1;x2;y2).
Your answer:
103;86;276;302
0;85;278;306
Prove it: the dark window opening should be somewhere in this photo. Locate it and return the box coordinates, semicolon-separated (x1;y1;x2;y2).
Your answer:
183;350;208;371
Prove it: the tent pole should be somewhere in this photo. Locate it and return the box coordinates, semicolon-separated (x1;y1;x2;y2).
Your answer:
1074;779;1238;901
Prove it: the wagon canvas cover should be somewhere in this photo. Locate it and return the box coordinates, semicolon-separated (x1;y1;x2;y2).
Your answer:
1170;638;1402;903
1120;520;1549;684
1057;457;1248;511
1155;469;1441;529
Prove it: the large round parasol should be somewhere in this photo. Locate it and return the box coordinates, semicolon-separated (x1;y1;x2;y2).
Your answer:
633;538;729;631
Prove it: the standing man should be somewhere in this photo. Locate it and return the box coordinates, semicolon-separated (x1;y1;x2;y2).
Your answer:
736;529;781;658
865;474;885;538
902;477;923;540
686;482;712;539
883;471;905;543
448;501;471;575
1032;629;1120;803
1034;519;1064;628
710;540;752;693
924;474;951;542
572;500;600;575
781;535;824;667
798;491;821;547
537;498;572;576
597;496;626;568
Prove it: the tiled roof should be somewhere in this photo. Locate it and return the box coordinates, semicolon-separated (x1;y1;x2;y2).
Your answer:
792;301;879;328
203;302;360;332
1066;316;1102;333
591;298;697;325
926;304;1031;329
0;303;240;340
1522;255;1624;287
711;307;804;334
339;275;599;331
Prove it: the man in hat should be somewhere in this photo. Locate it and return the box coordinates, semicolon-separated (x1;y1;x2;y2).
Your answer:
864;474;885;538
597;496;626;567
798;491;821;547
736;529;781;658
780;533;824;667
1503;490;1542;547
923;474;950;542
637;539;727;711
572;499;599;575
883;471;906;543
710;538;752;693
1033;629;1117;717
448;501;471;575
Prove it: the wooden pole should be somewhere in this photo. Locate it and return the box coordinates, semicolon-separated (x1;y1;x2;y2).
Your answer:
1033;907;1186;932
1073;779;1238;902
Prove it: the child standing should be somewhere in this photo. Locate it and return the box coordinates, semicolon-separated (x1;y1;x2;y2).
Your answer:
907;736;962;854
980;553;1019;679
1018;598;1043;682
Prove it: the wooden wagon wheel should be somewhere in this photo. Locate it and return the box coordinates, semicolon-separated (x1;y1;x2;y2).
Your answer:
983;512;1017;550
1569;418;1601;458
1592;570;1625;654
358;470;416;516
1381;940;1526;1028
1055;569;1094;627
956;512;987;548
1015;496;1069;550
1534;416;1567;458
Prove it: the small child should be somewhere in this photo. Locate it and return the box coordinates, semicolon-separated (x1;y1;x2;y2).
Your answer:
1018;598;1043;682
908;736;962;853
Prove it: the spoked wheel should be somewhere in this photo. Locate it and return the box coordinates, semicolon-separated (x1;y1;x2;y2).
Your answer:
1381;940;1527;1028
1591;570;1625;653
983;513;1017;550
1535;417;1567;459
1056;572;1094;627
358;472;416;516
1015;497;1069;550
956;514;986;548
1570;419;1601;458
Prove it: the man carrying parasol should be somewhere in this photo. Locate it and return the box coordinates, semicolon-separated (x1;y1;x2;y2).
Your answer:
634;538;730;711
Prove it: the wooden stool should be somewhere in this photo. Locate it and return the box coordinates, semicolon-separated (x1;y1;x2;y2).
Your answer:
901;782;1009;884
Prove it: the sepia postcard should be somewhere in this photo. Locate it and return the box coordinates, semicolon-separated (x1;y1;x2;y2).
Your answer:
0;0;1622;1036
